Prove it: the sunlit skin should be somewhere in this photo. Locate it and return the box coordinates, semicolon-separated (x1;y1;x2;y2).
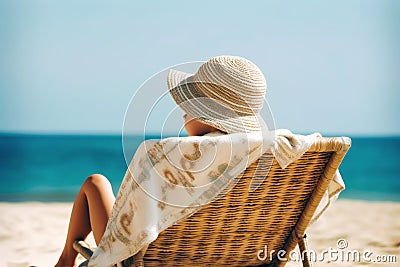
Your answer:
55;115;218;266
183;113;219;136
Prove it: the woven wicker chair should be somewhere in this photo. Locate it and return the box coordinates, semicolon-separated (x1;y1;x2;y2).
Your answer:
74;136;351;267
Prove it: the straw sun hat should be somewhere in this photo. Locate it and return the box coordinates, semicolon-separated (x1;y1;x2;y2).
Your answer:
167;55;267;134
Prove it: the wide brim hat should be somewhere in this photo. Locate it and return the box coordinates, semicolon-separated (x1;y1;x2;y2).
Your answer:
167;56;267;134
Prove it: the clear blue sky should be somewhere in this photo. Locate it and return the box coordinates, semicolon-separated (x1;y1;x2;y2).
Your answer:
0;0;399;136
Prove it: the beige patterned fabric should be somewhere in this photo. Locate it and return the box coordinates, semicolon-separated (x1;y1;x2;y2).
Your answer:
88;130;273;267
88;130;344;267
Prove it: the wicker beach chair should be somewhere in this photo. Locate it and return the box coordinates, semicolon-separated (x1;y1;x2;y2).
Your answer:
74;136;351;267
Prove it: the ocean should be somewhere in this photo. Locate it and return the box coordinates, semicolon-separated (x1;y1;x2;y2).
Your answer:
0;134;399;202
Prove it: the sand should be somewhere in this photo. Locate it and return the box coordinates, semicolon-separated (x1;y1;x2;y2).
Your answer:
0;200;399;267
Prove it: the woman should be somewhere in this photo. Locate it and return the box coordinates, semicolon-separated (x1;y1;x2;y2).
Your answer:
55;55;267;266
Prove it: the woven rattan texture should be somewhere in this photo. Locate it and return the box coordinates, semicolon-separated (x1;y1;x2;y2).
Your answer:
142;151;332;267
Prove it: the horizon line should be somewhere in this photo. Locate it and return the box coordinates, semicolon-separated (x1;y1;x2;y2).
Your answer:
1;130;400;138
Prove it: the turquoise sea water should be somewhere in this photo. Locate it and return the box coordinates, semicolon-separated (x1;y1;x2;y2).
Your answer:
0;134;399;202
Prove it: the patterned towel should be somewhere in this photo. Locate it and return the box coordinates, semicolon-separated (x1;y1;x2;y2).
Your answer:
88;130;344;267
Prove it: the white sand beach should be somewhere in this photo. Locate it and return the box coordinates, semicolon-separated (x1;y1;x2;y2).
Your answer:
0;200;399;267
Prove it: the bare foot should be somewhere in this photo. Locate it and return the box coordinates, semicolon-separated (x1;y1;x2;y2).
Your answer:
55;252;77;267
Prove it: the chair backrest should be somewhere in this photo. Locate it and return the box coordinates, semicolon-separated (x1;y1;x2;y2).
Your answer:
141;136;351;267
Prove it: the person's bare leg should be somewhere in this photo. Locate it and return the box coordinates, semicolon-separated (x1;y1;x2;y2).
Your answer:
55;174;115;267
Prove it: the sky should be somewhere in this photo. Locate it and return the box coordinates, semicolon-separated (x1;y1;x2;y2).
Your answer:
0;0;399;136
